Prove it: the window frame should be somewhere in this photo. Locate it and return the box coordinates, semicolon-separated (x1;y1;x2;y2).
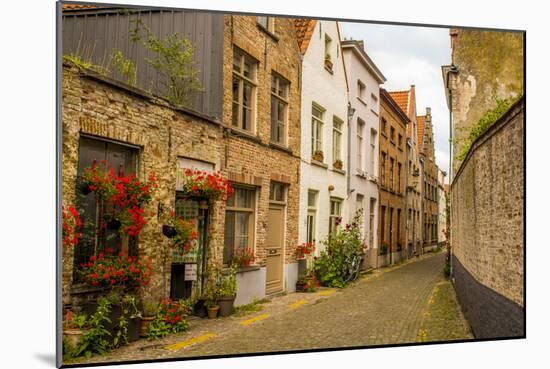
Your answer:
257;16;275;34
306;190;318;245
332;116;343;164
329;197;343;235
311;104;325;158
270;73;290;145
356;118;365;172
232;48;258;133
223;184;257;266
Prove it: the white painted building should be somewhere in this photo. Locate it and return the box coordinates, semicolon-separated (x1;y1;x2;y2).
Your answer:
342;40;386;262
295;19;349;254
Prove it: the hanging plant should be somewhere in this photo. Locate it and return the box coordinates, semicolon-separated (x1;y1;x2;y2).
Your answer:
180;169;233;201
62;205;82;248
163;211;198;252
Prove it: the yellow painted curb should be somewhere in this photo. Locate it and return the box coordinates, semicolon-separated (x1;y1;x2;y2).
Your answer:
318;289;336;296
239;313;270;326
164;333;217;351
289;300;307;309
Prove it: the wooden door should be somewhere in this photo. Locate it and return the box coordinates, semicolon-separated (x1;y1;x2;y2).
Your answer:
266;204;285;294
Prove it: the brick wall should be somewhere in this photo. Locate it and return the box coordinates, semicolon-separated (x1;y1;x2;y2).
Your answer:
62;65;225;305
451;98;524;336
222;15;302;266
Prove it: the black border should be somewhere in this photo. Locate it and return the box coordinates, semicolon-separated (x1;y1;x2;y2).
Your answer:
57;1;527;367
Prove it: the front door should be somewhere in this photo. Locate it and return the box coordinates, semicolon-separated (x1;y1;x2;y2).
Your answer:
266;204;285;294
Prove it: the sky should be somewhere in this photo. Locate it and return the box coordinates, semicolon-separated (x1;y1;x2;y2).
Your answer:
340;22;451;182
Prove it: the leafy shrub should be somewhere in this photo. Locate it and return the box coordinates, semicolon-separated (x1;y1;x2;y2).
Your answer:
312;210;364;288
146;299;190;340
71;297;112;358
218;264;238;297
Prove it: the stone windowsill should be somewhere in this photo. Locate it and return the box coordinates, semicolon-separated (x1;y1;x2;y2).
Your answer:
229;127;263;144
311;159;328;169
236;265;261;273
269;141;293;155
332;167;346;175
357;96;367;106
355;171;367;179
257;24;280;42
324;65;334;75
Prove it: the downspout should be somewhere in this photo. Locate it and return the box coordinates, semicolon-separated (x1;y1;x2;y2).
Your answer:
346;102;355;196
446;65;458;279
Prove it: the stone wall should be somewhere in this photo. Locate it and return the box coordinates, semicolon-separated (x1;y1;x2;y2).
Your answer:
449;29;524;175
451;98;524;337
62;65;225;305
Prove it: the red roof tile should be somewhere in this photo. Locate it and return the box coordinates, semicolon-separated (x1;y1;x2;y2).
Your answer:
388;90;409;116
62;3;100;10
294;19;317;54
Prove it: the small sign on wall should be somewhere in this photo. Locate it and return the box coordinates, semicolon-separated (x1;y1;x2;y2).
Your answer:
184;263;198;281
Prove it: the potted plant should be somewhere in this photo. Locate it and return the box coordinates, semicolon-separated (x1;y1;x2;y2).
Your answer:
203;283;219;319
63;310;90;350
218;264;238;317
312;150;324;162
180;169;234;201
379;242;389;255
231;247;255;268
162;224;177;238
140;299;158;337
62;205;82;249
333;159;343;170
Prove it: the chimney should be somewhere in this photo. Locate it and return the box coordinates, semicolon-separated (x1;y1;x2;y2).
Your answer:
357;40;365;50
426;107;431;117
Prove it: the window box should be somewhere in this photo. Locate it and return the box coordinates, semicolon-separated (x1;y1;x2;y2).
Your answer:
332;159;343;170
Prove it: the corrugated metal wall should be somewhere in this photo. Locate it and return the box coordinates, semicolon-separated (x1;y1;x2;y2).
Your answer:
62;9;224;119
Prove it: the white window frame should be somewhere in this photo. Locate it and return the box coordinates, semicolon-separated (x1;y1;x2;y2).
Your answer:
357;118;365;172
329;197;343;235
311;104;325;158
332;116;343;164
370;128;377;177
224;185;257;265
306;190;318;245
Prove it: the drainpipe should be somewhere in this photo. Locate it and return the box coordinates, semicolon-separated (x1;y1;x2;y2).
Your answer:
346;102;356;197
445;65;458;279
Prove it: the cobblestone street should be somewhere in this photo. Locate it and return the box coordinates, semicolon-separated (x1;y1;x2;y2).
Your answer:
67;252;473;366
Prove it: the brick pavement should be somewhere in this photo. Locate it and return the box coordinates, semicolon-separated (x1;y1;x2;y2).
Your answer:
65;252;472;366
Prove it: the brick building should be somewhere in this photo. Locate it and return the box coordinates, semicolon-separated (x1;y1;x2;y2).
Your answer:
61;8;302;307
221;15;302;301
417;108;439;252
389;87;423;256
378;89;409;266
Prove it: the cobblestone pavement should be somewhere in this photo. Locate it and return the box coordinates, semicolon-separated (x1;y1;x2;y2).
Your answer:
66;251;473;365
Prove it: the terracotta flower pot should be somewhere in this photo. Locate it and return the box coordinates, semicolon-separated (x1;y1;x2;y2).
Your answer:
139;316;155;337
63;327;89;349
207;305;219;319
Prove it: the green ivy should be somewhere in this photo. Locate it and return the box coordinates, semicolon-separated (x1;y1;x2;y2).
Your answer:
458;93;523;162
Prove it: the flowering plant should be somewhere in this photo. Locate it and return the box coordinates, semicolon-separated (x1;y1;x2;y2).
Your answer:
62;205;82;248
165;211;199;252
80;161;159;237
146;298;190;340
78;249;153;288
231;247;255;267
64;310;89;329
180;169;233;201
297;270;320;292
295;242;315;260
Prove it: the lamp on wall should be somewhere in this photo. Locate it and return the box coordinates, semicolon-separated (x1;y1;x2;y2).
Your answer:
328;184;335;191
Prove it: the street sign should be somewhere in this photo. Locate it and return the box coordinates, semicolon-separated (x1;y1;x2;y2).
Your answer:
184;263;197;281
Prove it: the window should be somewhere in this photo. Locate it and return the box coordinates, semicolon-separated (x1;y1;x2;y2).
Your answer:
389;158;395;191
356;194;364;236
257;16;275;33
224;186;256;265
389;207;394;247
380;205;386;242
324;34;332;62
397;209;401;246
370;129;377;176
329;198;342;235
390;126;395;142
369;198;376;247
307;190;318;244
357;118;365;171
269;181;286;202
381;118;387;135
381;152;386;187
397;163;402;193
232;48;258;132
270;73;289;145
332;116;343;164
73;137;138;279
311;104;324;158
398;134;403;148
357;80;366;101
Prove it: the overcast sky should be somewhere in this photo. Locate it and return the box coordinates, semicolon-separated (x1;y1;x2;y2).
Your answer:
340;22;451;182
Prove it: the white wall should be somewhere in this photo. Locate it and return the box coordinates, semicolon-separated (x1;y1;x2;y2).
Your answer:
298;20;349;254
343;45;383;252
